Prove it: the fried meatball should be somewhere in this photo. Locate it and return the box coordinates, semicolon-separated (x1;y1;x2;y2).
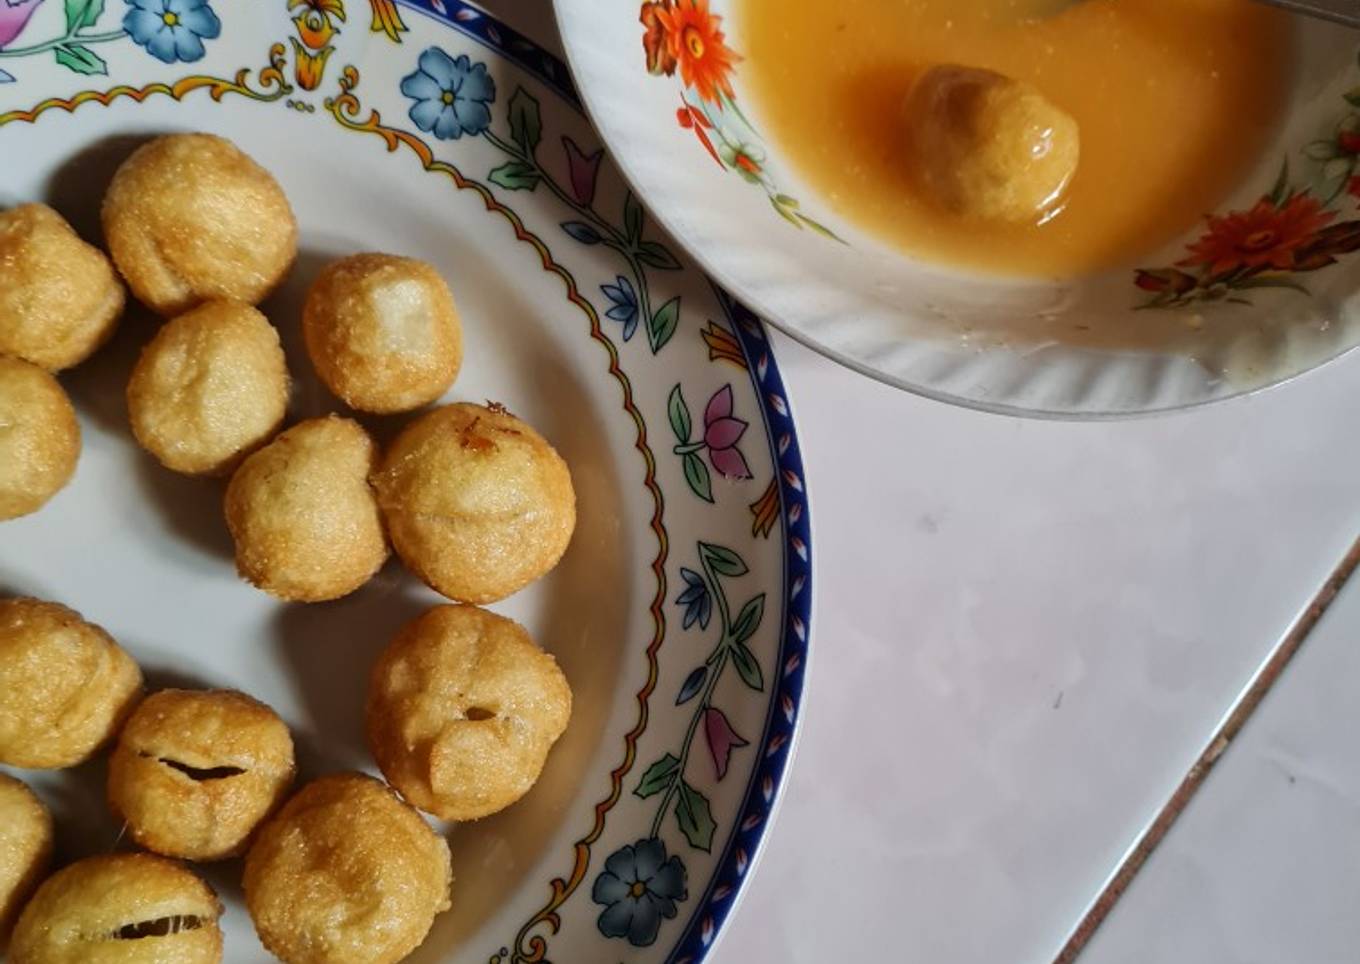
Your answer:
244;772;451;964
0;355;80;521
905;65;1080;223
0;774;53;948
0;598;142;768
127;301;289;476
107;689;296;862
0;203;124;371
367;605;571;821
303;253;463;413
224;416;388;602
102;133;297;316
9;853;223;964
372;403;575;603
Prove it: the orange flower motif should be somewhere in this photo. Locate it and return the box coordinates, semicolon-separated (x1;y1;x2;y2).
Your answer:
1178;193;1336;278
289;0;344;49
368;0;407;42
640;1;677;76
654;0;739;105
290;38;334;90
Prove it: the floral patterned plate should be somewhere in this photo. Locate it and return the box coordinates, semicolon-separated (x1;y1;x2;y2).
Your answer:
555;2;1360;416
0;2;810;961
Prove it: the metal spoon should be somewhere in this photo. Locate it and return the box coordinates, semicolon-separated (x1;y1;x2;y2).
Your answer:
1034;0;1360;27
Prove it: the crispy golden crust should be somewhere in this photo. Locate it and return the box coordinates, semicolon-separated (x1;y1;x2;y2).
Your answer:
0;774;53;949
303;253;462;414
9;853;223;964
372;403;576;604
366;605;571;821
127;301;289;476
243;772;451;964
0;598;142;768
0;203;125;371
107;689;296;862
224;416;389;602
0;356;80;521
102;133;297;316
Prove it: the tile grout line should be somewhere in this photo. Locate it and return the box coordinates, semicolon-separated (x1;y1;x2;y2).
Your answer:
1052;532;1360;964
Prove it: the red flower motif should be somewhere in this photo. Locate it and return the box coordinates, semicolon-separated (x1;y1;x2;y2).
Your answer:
654;0;740;105
703;706;748;780
703;385;751;479
640;1;677;76
1348;175;1360;202
677;101;723;168
1178;193;1336;278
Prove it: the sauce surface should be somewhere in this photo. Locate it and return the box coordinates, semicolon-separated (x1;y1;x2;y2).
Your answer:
738;0;1291;276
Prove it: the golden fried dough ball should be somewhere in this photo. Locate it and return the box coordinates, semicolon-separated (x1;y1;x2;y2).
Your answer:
107;689;295;862
367;605;571;821
224;416;388;602
905;65;1080;223
0;356;80;521
10;853;223;964
102;133;297;316
303;254;463;414
244;772;451;964
0;598;142;768
0;204;124;371
373;403;575;604
127;301;289;476
0;774;53;948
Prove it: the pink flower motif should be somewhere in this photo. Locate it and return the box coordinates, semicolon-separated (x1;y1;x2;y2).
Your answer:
0;0;43;50
563;134;603;206
702;385;751;479
703;706;748;780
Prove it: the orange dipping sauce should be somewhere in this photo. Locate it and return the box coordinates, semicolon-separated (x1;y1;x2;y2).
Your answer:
737;0;1292;276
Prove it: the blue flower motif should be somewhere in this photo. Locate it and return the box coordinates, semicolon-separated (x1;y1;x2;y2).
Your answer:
592;838;688;947
676;567;711;630
400;47;495;140
124;0;220;64
600;275;639;341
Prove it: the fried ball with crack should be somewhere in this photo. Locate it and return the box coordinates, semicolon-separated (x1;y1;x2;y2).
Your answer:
0;203;125;370
224;416;388;602
372;403;575;603
303;253;463;414
0;598;142;768
9;853;223;964
0;355;80;521
244;772;451;964
0;774;53;949
107;688;296;862
367;604;572;821
102;133;297;316
127;301;289;476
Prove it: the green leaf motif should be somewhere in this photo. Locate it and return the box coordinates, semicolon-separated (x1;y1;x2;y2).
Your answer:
683;452;713;503
731;593;765;645
637;239;682;270
675;780;716;852
730;639;764;692
1268;158;1290;207
488;161;540;191
64;0;104;32
54;43;106;76
667;384;691;443
507;88;542;154
769;194;800;228
1304;139;1344;162
649;296;680;352
634;753;680;798
624;192;644;242
795;212;845;243
1346;86;1360;108
701;543;748;578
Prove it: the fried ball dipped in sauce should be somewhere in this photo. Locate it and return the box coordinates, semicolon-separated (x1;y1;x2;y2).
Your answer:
102;133;297;316
0;774;53;949
0;598;142;769
0;356;80;522
244;772;451;964
107;689;296;862
367;604;572;821
127;301;289;476
905;65;1080;224
0;203;125;371
372;403;575;604
303;253;463;414
9;853;223;964
224;416;388;602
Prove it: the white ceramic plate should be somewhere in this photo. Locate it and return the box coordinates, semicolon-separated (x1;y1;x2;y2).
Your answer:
554;2;1360;416
0;2;811;960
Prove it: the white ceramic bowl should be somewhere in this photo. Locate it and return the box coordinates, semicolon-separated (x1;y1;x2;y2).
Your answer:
554;3;1360;416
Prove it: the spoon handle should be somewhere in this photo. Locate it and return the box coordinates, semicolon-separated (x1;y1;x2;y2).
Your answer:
1255;0;1360;28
